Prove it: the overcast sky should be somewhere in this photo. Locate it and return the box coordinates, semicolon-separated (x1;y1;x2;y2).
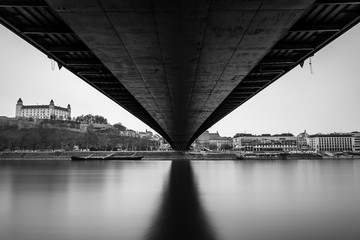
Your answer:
1;23;360;138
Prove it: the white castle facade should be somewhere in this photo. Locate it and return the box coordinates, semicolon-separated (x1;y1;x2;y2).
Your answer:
15;98;71;120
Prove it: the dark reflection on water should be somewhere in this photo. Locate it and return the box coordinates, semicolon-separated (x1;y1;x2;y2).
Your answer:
192;160;360;240
0;160;170;240
1;160;360;240
145;160;217;240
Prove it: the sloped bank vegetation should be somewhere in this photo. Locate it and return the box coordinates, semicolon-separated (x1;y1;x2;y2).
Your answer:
0;118;158;151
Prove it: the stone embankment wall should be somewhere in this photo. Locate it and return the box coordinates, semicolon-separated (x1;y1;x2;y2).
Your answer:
0;151;237;160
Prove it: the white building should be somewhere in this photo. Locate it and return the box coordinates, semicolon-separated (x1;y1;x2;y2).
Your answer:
352;132;360;152
119;130;139;138
15;98;71;120
233;133;297;152
309;133;354;152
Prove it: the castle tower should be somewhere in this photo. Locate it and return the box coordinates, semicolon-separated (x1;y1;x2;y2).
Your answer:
15;98;23;117
49;99;55;119
67;104;71;119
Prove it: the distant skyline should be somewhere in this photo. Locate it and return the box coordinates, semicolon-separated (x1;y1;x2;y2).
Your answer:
1;23;360;138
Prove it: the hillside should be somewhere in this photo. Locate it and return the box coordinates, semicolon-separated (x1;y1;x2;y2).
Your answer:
0;117;158;151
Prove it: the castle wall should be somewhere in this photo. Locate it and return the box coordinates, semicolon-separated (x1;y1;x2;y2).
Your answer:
15;99;71;120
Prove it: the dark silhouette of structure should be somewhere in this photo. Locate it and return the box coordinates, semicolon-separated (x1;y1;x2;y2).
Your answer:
144;160;217;240
1;0;360;149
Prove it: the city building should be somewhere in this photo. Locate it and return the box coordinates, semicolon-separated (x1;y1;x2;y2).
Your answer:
196;131;232;149
308;133;354;152
138;130;153;139
297;130;311;151
233;133;297;152
351;132;360;152
233;133;257;151
119;129;139;138
15;98;71;120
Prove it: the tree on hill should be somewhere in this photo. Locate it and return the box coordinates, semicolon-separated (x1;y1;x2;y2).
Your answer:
75;114;108;124
113;122;126;131
0;118;161;151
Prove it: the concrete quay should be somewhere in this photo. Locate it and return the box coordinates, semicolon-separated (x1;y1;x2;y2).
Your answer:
1;151;359;161
0;151;238;161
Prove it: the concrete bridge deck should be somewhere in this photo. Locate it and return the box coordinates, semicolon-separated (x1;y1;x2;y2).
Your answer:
1;0;360;149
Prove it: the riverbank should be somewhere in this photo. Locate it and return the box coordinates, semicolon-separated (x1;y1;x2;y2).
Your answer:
1;151;360;161
0;151;238;160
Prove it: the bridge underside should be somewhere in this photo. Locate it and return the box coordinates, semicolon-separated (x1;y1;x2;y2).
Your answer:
1;0;360;150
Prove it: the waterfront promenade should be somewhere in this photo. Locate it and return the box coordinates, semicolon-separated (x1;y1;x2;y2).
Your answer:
1;151;360;161
0;151;237;161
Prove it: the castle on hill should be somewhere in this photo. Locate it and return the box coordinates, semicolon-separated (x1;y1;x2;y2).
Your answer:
15;98;71;120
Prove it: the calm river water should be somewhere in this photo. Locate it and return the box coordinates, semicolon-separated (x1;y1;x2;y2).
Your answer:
1;160;360;240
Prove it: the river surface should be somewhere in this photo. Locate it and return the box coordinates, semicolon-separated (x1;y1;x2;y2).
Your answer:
1;160;360;240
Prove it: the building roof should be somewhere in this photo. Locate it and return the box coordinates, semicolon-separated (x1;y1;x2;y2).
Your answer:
310;133;352;138
273;133;294;137
209;133;222;140
55;106;68;111
198;130;231;141
235;133;296;138
21;105;69;111
198;131;221;141
22;105;49;109
297;130;309;138
234;133;253;138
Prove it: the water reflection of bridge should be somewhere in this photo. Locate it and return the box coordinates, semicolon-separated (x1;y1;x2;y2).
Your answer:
145;161;217;240
1;1;360;149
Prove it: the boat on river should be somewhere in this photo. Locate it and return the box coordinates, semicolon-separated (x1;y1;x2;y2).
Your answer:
71;153;143;161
